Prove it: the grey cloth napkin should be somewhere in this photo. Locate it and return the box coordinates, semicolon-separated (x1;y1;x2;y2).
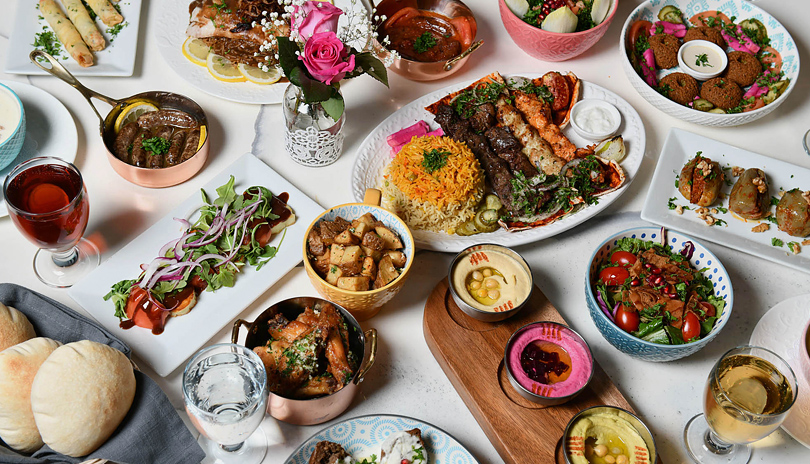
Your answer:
0;283;205;464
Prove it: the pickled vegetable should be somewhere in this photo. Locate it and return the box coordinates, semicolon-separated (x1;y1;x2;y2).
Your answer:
740;18;768;44
658;5;683;24
692;99;715;112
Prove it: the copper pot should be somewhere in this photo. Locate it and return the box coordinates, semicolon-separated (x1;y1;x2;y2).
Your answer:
231;297;378;425
29;51;208;188
375;0;483;81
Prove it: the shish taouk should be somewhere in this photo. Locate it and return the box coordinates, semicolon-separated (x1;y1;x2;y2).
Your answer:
512;90;594;162
494;94;565;176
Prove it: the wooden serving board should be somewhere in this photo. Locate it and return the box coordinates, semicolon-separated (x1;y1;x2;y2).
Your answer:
423;279;659;464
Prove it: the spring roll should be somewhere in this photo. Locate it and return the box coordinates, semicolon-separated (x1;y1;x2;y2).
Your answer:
58;0;105;51
39;0;94;67
85;0;123;26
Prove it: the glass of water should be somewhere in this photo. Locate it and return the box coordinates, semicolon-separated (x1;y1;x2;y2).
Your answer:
183;343;268;464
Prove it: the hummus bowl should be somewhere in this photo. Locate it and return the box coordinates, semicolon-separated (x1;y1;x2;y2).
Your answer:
563;405;658;464
586;227;733;362
504;321;593;406
448;244;533;322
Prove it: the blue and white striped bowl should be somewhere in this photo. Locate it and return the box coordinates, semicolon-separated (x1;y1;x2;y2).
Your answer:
585;227;733;362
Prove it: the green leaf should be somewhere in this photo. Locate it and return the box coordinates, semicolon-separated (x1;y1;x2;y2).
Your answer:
213;175;237;207
320;94;345;121
348;52;389;87
664;325;686;345
700;316;718;336
103;279;136;319
276;36;301;78
289;67;334;103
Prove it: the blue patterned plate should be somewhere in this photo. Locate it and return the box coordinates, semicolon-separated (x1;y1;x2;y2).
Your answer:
285;414;478;464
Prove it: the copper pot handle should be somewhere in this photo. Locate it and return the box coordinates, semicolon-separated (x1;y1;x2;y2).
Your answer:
444;40;483;71
231;318;253;344
354;328;377;384
29;50;120;124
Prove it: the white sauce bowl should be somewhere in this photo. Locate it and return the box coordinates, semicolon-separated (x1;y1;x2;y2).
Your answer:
569;99;621;141
0;83;25;171
677;40;728;81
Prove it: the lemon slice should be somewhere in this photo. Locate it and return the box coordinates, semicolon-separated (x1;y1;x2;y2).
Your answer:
114;102;158;134
237;63;282;85
182;37;210;67
197;125;207;151
207;54;246;83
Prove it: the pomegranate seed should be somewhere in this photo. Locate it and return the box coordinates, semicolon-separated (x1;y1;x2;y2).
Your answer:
651;267;663;275
664;285;673;293
644;263;653;269
401;460;410;464
630;278;641;287
668;293;678;299
654;276;664;285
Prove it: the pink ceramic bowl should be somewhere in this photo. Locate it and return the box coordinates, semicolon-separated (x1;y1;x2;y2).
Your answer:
498;0;619;62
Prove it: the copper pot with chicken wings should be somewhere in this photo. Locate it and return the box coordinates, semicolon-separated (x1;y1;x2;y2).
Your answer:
231;297;377;425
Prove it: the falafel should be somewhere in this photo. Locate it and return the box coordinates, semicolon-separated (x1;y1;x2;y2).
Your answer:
683;27;727;49
649;33;681;69
724;51;762;87
660;72;700;106
700;77;744;109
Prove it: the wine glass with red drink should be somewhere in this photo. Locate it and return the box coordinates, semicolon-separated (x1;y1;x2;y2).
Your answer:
3;157;99;287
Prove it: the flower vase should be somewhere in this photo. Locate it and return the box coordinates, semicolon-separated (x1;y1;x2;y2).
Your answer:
283;83;345;167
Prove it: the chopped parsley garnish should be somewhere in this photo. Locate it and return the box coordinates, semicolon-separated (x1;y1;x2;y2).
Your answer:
107;22;127;41
508;79;554;104
32;30;64;59
82;0;97;20
788;242;801;253
413;32;437;54
695;53;713;67
452;82;506;118
715;206;728;214
212;1;232;14
712;218;727;227
771;196;781;206
772;238;784;247
422;149;450;173
576;2;595;32
764;215;778;224
142;137;171;156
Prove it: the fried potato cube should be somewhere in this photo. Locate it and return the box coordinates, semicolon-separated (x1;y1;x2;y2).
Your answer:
339;245;364;275
337;276;371;292
361;245;382;262
374;255;400;289
334;229;359;245
325;265;343;286
384;250;407;268
330;244;345;266
375;225;403;250
358;213;377;226
350;220;371;239
362;231;385;251
361;256;377;278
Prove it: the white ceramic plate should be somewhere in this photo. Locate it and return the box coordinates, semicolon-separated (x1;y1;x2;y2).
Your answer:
285;414;479;464
351;75;646;252
5;0;143;76
619;0;800;127
641;128;810;273
68;153;324;377
154;0;371;104
0;80;78;217
749;294;810;449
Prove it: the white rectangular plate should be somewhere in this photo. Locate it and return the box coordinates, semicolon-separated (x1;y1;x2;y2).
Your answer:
641;128;810;274
6;0;142;76
69;153;324;376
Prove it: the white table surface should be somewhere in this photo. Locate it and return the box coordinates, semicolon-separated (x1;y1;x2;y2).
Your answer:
2;0;809;463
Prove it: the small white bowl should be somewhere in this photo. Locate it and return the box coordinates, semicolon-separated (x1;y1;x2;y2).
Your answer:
569;99;621;141
677;40;728;81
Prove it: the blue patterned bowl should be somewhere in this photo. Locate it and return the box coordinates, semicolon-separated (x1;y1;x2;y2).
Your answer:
0;83;25;171
585;227;733;362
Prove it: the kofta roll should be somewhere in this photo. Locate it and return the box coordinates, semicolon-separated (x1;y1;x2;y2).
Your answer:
39;0;94;67
180;129;201;162
113;122;139;162
59;0;106;52
165;130;187;166
129;128;150;168
146;126;173;169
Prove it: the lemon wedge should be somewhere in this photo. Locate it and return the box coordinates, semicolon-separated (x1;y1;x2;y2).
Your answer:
114;102;158;134
182;37;210;67
207;54;246;83
238;63;282;85
197;125;207;151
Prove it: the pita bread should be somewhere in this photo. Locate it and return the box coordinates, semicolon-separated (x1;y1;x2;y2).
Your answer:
0;303;36;352
0;337;61;453
31;340;136;457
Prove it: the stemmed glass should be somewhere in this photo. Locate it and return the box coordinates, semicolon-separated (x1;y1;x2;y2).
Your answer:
2;156;99;287
684;345;798;464
183;343;269;464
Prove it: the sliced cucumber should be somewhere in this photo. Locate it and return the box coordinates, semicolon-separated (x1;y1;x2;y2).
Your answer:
658;5;683;24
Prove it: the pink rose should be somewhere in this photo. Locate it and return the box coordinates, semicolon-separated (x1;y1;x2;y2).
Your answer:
292;1;343;41
299;31;356;85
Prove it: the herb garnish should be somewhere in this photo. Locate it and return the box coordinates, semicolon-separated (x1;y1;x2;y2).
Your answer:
413;32;437;54
32;30;64;59
788;242;801;253
452;82;506;118
107;22;127;41
695;53;713;67
142;137;171;156
772;238;784;247
422;149;450;173
508;79;554;105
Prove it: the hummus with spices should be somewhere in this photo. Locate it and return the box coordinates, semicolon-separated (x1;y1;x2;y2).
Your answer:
566;409;651;464
451;249;530;313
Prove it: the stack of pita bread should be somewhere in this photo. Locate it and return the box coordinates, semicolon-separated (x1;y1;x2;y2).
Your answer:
0;302;136;457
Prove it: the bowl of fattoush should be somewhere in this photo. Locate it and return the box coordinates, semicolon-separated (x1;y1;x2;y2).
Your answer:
303;189;414;321
586;226;733;362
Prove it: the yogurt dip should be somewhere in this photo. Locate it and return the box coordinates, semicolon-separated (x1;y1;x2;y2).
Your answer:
0;86;22;144
506;322;593;399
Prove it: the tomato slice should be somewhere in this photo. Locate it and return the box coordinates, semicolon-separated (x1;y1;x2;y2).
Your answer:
689;11;731;28
599;266;630;286
627;20;652;51
760;46;783;73
682;311;701;341
615;306;640;333
610;250;638;267
699;301;716;318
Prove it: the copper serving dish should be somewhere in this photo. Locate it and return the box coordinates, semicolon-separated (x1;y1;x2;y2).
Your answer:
231;297;377;425
375;0;483;81
29;51;208;188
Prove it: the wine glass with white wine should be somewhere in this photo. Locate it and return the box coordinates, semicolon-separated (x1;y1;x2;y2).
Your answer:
684;345;798;464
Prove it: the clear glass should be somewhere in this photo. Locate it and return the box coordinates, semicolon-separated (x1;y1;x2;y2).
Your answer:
2;156;99;287
684;345;798;464
282;83;345;167
803;128;810;156
183;343;269;464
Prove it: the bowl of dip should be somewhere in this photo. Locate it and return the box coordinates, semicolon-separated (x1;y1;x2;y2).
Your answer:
563;405;658;464
504;321;593;406
0;83;26;171
448;244;532;322
569;99;622;141
676;40;728;81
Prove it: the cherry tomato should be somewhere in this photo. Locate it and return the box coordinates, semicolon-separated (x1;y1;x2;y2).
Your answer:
682;311;701;341
699;301;716;318
627;20;652;51
610;251;638;267
615;307;640;333
599;266;630;286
